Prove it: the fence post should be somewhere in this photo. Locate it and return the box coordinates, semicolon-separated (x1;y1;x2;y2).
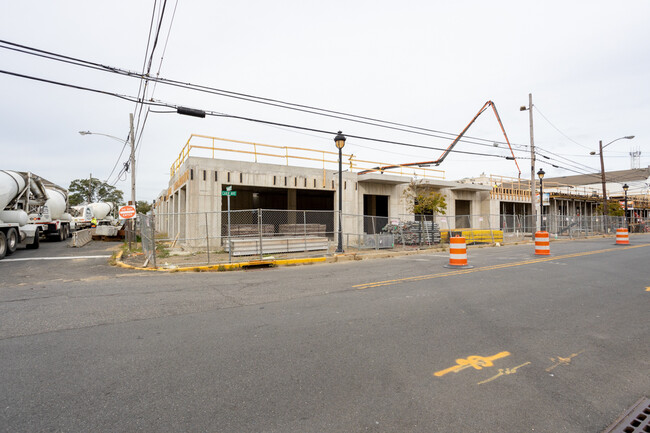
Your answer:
303;210;307;253
258;209;263;260
205;212;210;265
370;216;377;250
228;210;232;264
152;213;157;269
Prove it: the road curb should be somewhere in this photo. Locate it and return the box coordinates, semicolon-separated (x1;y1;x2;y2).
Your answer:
113;233;645;273
114;249;328;272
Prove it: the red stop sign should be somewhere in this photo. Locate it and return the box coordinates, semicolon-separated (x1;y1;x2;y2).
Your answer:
118;205;137;219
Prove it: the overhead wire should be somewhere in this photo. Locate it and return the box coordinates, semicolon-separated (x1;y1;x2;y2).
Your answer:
1;66;611;177
103;133;131;185
4;39;636;182
533;105;592;150
134;0;175;182
0;39;531;151
132;0;165;165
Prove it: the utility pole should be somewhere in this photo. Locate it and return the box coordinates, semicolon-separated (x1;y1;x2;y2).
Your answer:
129;113;137;246
598;140;607;216
129;113;136;207
520;93;536;234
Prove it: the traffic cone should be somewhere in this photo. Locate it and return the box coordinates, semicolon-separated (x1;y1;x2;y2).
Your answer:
615;228;629;245
534;231;550;256
444;236;473;269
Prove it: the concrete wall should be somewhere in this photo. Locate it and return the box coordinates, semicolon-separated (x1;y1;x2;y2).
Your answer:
156;157;495;244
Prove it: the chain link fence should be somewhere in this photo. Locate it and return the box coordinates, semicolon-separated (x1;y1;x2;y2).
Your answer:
138;213;156;268
139;209;648;268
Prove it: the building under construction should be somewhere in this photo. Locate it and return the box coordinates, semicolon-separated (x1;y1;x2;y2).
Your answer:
154;134;650;247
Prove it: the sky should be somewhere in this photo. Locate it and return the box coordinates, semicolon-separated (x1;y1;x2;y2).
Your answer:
2;1;649;202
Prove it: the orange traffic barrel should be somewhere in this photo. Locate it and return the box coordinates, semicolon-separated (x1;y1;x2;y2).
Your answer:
444;236;473;269
615;228;629;245
534;231;550;255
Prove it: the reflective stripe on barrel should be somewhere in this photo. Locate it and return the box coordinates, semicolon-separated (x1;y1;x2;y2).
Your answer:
534;231;550;255
449;236;468;266
615;228;629;245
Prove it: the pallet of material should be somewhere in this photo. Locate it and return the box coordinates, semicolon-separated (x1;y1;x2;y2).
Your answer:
278;224;327;237
440;229;503;244
224;236;328;256
227;224;274;236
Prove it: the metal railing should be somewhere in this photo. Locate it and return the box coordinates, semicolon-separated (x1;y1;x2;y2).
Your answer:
170;134;446;180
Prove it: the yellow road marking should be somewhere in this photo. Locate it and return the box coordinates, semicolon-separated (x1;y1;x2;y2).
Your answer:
477;361;531;385
433;351;511;377
354;244;650;290
545;350;585;372
646;287;650;292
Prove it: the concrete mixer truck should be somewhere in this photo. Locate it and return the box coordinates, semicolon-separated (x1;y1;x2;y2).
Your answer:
0;170;48;259
28;179;74;241
71;202;114;229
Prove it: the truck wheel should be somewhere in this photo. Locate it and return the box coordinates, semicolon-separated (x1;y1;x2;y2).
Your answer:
6;228;18;255
26;228;40;249
0;232;6;260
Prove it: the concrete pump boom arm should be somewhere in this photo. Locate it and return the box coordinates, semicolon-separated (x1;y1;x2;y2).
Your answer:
359;100;521;177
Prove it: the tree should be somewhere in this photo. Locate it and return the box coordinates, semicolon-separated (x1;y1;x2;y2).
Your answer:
595;200;624;216
136;200;152;214
68;178;124;206
403;179;447;215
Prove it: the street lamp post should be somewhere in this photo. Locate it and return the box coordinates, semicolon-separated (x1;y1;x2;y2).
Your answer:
623;183;629;230
589;136;635;218
537;168;545;231
334;131;346;254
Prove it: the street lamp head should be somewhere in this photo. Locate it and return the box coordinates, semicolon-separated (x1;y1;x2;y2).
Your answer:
537;168;545;179
334;131;346;149
79;131;91;135
589;151;596;155
624;136;635;140
519;106;527;111
623;183;629;192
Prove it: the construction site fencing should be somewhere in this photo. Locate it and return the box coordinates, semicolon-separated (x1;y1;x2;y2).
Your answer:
138;213;156;268
143;209;647;268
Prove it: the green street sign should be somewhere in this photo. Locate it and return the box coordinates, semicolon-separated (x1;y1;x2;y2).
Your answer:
221;191;237;196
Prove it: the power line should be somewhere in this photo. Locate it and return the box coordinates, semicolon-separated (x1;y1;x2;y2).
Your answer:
136;0;178;174
2;43;624;178
0;39;531;150
533;105;591;150
6;66;618;179
205;111;525;161
4;35;630;186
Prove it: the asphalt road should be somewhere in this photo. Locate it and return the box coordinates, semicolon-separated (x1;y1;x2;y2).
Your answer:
1;236;649;432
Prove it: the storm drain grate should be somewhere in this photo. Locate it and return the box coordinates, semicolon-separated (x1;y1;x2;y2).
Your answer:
602;397;650;433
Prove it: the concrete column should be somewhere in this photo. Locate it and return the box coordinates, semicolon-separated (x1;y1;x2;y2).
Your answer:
287;189;297;224
179;187;186;241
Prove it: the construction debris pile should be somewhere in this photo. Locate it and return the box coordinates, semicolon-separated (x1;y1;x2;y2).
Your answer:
381;221;441;245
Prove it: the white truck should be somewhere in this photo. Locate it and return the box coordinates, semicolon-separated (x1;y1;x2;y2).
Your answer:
0;170;48;259
71;202;114;229
28;179;74;241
